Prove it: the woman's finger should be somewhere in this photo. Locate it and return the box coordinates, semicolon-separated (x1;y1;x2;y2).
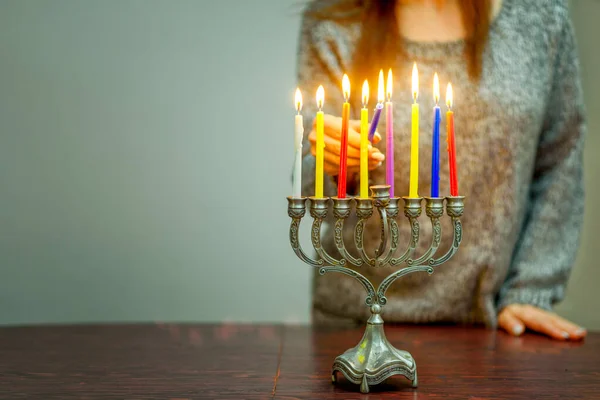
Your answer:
325;164;367;177
349;119;361;131
349;120;382;144
323;161;381;176
311;146;361;168
323;161;339;177
498;307;525;336
368;159;383;168
323;123;360;148
544;313;587;340
323;119;376;151
312;147;382;173
320;134;361;158
511;305;570;340
311;128;384;162
321;134;385;162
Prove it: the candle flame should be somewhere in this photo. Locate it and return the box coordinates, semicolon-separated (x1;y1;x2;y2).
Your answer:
386;68;393;101
412;62;418;102
342;74;350;101
377;69;384;103
362;80;369;107
433;73;440;105
446;82;453;109
295;88;302;113
316;85;324;110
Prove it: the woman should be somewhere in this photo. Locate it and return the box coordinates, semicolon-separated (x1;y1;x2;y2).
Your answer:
297;0;587;340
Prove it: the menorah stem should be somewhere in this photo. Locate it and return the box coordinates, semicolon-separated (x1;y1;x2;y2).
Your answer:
374;206;389;263
378;198;401;266
371;186;391;262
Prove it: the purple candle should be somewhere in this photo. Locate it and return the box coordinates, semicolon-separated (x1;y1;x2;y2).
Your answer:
368;103;383;143
368;70;385;143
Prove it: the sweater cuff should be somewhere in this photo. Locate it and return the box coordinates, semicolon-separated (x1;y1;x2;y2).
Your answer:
497;286;565;312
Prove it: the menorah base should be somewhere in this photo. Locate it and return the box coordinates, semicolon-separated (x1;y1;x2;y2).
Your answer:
331;305;417;394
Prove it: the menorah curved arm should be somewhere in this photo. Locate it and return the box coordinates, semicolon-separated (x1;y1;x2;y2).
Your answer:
334;218;363;267
319;266;377;306
311;216;346;266
407;198;444;266
289;217;324;266
376;266;434;306
390;198;422;266
428;217;462;267
287;197;323;267
331;197;363;267
428;196;465;267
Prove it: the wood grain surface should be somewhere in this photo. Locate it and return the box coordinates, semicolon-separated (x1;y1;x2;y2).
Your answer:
0;323;597;399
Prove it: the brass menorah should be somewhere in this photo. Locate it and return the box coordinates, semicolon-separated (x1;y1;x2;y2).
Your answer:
287;184;465;393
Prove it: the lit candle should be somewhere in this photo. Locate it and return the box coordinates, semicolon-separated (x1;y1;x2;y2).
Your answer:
315;85;325;198
446;83;459;196
385;69;394;197
338;74;350;198
409;63;419;198
368;70;384;143
431;73;441;197
293;88;303;197
360;80;369;198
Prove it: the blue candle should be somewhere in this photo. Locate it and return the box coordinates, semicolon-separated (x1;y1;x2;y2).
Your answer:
368;70;385;143
431;73;441;197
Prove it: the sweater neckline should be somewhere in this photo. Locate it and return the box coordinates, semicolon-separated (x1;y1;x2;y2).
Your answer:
400;0;511;59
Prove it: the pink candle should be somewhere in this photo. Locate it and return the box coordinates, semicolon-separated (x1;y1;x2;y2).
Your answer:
385;69;394;197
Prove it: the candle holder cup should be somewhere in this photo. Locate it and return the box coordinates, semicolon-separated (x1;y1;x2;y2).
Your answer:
286;185;465;394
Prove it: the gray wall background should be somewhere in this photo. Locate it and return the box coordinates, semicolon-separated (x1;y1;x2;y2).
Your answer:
0;0;598;329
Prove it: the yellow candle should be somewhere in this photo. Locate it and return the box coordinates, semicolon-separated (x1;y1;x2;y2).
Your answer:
409;62;419;198
315;85;325;198
360;80;369;198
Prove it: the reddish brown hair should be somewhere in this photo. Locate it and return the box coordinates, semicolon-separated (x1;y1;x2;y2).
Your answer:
309;0;491;83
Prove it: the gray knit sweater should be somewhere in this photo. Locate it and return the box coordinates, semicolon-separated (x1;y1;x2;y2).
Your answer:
296;0;586;327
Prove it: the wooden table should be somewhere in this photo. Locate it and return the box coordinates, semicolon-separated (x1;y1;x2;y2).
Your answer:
0;323;597;399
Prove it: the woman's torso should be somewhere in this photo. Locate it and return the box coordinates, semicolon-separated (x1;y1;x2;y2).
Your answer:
310;0;565;325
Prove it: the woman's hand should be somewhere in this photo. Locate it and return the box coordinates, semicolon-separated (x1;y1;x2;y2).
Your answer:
308;114;385;177
498;304;587;340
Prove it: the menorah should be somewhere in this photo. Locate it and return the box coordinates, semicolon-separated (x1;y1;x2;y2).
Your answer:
287;184;465;394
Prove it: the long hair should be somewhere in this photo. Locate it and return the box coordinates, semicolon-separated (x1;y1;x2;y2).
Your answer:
308;0;491;84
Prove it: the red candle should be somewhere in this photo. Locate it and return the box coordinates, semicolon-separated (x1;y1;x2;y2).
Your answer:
446;83;459;196
338;74;350;198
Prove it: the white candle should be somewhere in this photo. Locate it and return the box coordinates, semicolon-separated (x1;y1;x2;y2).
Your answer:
293;88;303;197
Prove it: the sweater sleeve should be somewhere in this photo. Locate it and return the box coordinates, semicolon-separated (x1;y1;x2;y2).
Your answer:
295;11;356;198
497;8;586;311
